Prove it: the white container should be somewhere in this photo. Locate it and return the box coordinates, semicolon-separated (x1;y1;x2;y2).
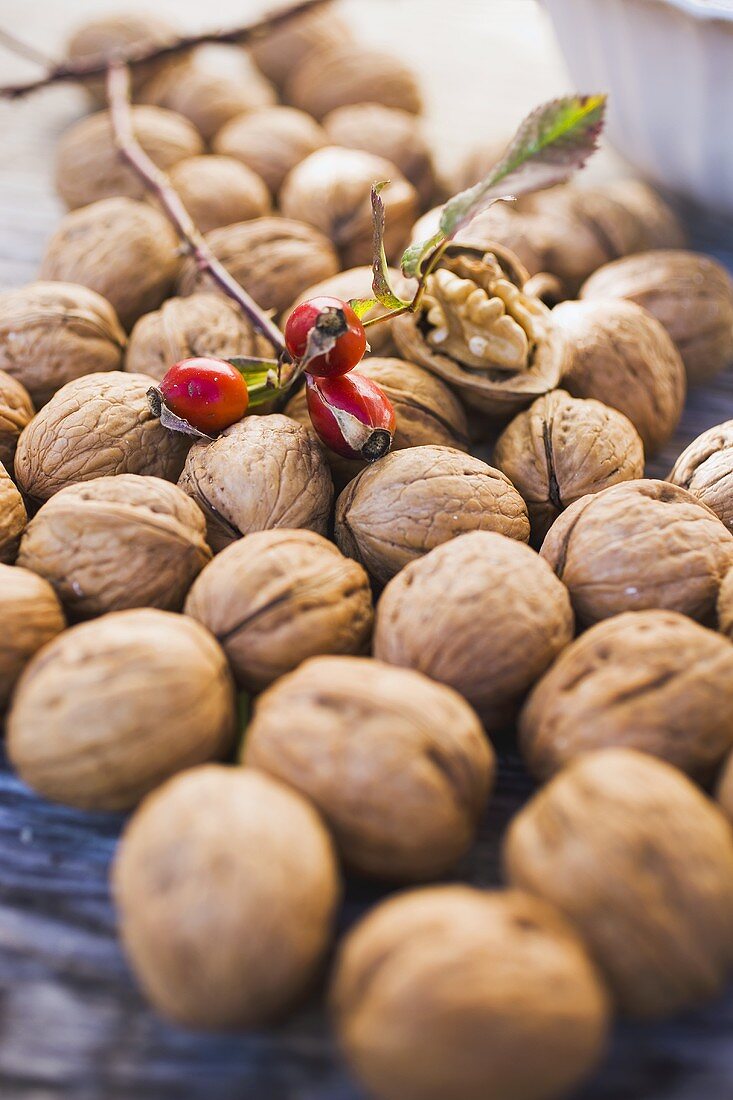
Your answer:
543;0;733;215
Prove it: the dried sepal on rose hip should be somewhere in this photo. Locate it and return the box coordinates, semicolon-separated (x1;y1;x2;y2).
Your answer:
148;356;250;438
284;295;367;377
306;372;396;462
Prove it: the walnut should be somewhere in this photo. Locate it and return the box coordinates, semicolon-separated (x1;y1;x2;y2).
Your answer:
411;203;546;278
0;370;34;471
581;250;733;384
668;420;733;532
0;463;26;563
177;217;339;315
0;281;126;407
450;135;514;193
0;564;65;711
113;765;340;1028
280;147;417;268
554;298;685;455
66;14;182;104
393;244;567;418
244;656;495;880
250;4;351;87
331;885;609;1100
40;198;181;330
601;179;686;250
7;608;235;810
285;356;469;489
164;156;270;234
336;446;529;586
520;610;733;783
14;372;190;504
212;106;327;195
374;531;574;730
18;474;211;620
178;414;333;552
717;751;733;822
126;293;272;382
185;529;373;691
540;479;733;627
494;389;644;542
505;747;733;1016
718;566;733;640
55;106;203;211
285;42;422;120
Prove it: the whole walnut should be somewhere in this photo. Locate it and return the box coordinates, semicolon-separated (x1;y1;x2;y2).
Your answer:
177;217;339;315
127;293;272;381
178;414;333;551
540;479;733;627
285;356;468;488
165;156;270;233
113;765;340;1028
411;203;545;279
0;281;125;407
520;610;733;783
66;14;182;104
505;747;733;1016
40;198;180;330
602;179;686;251
285;42;422;120
331;885;610;1100
669;420;733;533
250;3;351;87
374;531;574;730
55;106;203;211
336;446;529;586
213;106;327;195
718;566;733;640
0;564;65;711
185;529;373;691
0;463;26;563
581;250;733;384
14;372;190;504
244;656;495;880
18;475;211;620
0;370;33;470
7;609;235;811
281;147;417;268
494;389;644;542
554;298;685;455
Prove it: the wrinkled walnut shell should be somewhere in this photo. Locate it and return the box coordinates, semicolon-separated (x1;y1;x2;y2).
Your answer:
244;655;495;880
668;420;733;533
213;106;326;195
66;14;183;104
250;4;350;87
717;751;733;822
185;529;373;691
285;42;422;120
0;564;65;712
718;567;733;640
0;463;26;563
165;156;270;233
505;747;733;1016
0;370;34;471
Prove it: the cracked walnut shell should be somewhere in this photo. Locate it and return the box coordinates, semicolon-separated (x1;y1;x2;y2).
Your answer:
505;748;733;1016
668;420;733;533
285;42;422;120
165;156;270;234
411;203;546;279
0;564;65;712
243;656;495;880
0;463;26;563
213;106;326;195
0;370;33;471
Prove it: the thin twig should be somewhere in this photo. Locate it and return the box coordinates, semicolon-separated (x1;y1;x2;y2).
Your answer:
0;28;56;68
0;0;331;99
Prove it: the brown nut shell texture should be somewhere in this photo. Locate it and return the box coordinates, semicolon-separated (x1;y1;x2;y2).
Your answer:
331;885;610;1100
213;106;327;195
18;475;211;620
505;747;733;1017
243;655;495;880
185;529;373;691
250;4;350;87
0;564;65;711
166;155;270;234
719;566;733;640
285;42;422;120
374;531;574;730
336;445;530;586
113;765;340;1029
0;370;34;471
669;419;733;533
540;479;733;627
717;750;733;822
7;608;236;812
0;463;26;563
66;14;182;103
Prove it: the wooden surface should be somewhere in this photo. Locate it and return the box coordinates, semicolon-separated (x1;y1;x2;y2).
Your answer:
2;2;733;1098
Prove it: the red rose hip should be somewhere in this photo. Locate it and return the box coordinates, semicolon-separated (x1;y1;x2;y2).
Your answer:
306;372;395;461
156;356;249;434
285;296;367;377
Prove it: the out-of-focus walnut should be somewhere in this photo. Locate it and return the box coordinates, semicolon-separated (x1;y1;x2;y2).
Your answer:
601;179;686;250
113;765;340;1028
336;446;529;586
0;370;34;471
40;198;180;330
0;564;65;711
178;414;333;552
14;372;190;504
554;298;685;455
520;610;733;783
494;389;644;542
285;356;468;488
410;203;546;278
165;156;270;234
450;136;513;193
718;567;733;640
0;282;125;409
177;217;339;315
505;747;733;1016
18;475;211;619
331;885;610;1100
126;293;272;381
244;656;495;880
581;250;733;384
185;529;372;691
324;104;436;207
0;463;27;563
250;3;350;87
669;420;733;532
540;479;733;627
374;531;574;730
7;609;235;811
213;106;327;195
281;147;417;268
393;244;567;418
66;14;182;104
286;42;422;120
717;751;733;822
55;106;203;211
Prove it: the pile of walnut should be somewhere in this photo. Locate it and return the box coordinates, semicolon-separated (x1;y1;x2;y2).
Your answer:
5;6;733;1100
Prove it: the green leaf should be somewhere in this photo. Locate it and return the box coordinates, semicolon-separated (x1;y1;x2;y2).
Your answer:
401;228;445;281
369;182;412;309
226;355;282;406
348;296;380;319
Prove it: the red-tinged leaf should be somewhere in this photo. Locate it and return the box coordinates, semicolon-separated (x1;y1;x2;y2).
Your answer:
370;181;412;309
